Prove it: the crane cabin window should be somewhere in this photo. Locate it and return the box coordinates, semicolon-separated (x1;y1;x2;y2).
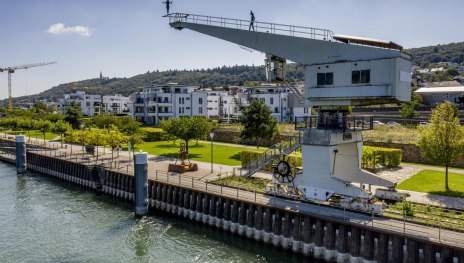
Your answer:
317;72;334;86
352;70;370;84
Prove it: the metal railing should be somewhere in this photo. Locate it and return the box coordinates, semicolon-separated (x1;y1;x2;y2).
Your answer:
241;130;304;176
151;170;464;248
295;115;374;131
168;13;334;41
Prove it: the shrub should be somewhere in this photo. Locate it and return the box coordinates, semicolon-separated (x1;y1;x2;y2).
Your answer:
141;127;165;142
240;149;302;172
362;146;402;169
401;201;415;217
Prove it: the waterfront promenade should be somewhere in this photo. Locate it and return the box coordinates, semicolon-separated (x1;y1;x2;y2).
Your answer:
0;134;463;252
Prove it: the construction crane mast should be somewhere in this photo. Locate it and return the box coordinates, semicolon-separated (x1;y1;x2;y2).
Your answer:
0;61;57;109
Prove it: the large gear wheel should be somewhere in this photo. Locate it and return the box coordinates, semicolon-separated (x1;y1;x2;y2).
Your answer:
272;158;294;184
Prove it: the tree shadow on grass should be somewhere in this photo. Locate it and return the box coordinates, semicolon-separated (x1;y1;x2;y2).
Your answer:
429;190;464;199
160;153;202;160
229;153;242;162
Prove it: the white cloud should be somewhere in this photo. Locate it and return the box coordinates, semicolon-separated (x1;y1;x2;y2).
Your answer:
47;23;91;37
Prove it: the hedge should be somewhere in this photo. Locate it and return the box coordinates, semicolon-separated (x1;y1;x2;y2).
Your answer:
141;127;165;142
241;149;302;172
362;146;402;169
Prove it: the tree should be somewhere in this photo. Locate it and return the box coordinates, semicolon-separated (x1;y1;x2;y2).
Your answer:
418;101;464;191
38;120;54;143
53;120;72;147
122;120;145;157
240;99;278;148
160;116;212;153
399;103;419;124
65;101;83;129
106;125;127;160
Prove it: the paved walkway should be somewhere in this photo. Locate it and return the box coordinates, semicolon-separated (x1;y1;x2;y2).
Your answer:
4;133;464;210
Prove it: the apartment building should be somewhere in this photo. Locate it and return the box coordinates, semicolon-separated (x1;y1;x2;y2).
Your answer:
102;94;131;115
235;84;309;122
59;91;102;116
129;84;208;125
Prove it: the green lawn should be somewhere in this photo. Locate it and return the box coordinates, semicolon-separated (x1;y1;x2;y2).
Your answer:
134;140;259;166
397;170;464;198
5;130;59;141
212;175;270;193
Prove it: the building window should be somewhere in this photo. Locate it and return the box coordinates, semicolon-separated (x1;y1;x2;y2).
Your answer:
270;98;274;105
274;107;279;113
199;98;203;104
317;72;333;86
433;94;436;98
445;93;449;98
352;70;370;84
199;107;203;114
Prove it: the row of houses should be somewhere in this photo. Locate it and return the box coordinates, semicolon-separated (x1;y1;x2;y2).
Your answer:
58;83;309;124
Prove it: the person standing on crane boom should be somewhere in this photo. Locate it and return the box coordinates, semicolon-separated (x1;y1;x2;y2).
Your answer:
162;1;172;15
249;11;255;31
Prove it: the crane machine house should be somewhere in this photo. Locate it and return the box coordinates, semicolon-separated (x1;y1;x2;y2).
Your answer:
167;13;412;213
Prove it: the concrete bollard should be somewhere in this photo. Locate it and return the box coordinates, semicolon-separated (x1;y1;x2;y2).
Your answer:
134;152;148;216
16;135;27;174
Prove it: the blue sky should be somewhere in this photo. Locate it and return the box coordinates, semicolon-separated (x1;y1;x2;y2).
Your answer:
0;0;462;100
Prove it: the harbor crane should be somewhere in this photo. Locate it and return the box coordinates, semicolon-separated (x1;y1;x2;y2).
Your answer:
166;13;412;213
0;61;57;109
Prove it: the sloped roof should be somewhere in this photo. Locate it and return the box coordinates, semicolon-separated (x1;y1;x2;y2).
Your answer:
415;86;464;93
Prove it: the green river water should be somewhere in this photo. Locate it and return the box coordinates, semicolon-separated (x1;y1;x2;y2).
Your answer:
0;162;321;263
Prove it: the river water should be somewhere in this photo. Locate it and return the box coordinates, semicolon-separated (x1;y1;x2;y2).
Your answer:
0;162;321;263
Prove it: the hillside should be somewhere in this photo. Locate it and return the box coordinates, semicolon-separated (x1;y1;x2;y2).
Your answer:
10;41;464;104
14;64;305;103
407;42;464;67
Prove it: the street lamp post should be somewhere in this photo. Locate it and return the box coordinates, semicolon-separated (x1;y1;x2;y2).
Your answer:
210;132;215;173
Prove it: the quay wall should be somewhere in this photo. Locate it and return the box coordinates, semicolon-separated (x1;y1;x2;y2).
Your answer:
0;144;463;262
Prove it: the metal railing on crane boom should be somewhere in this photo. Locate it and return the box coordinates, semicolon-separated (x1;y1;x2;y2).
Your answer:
0;61;57;109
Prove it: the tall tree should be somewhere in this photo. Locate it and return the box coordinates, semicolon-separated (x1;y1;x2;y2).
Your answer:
65;101;83;129
240;99;278;148
418;101;464;191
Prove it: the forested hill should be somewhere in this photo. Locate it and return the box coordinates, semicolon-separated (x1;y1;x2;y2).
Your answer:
26;64;304;101
13;41;464;103
406;42;464;67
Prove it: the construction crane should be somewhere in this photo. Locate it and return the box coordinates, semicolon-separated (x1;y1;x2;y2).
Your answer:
0;61;57;109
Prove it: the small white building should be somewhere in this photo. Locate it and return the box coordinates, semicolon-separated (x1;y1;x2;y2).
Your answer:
102;94;131;115
59;91;102;116
129;84;208;125
415;86;464;106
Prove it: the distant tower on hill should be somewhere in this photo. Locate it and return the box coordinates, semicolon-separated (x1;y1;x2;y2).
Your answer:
99;70;103;80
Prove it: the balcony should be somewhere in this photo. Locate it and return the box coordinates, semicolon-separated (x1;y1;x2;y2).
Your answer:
295;115;373;131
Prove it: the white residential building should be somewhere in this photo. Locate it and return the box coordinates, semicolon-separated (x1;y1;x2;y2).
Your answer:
102;94;131;115
59;91;102;116
129;84;208;125
236;84;309;122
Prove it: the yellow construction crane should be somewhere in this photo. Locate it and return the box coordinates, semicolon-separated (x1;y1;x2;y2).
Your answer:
0;61;57;109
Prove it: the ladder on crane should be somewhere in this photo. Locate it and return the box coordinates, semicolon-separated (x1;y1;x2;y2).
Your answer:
0;62;57;109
